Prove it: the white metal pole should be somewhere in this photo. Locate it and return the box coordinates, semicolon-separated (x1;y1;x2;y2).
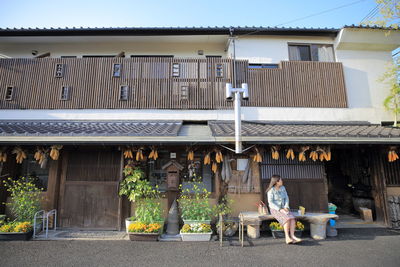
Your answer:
234;91;242;153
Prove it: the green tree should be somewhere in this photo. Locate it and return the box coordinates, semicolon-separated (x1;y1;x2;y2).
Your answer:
379;58;400;126
363;0;400;30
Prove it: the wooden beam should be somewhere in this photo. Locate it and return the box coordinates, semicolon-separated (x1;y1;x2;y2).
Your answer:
115;51;125;58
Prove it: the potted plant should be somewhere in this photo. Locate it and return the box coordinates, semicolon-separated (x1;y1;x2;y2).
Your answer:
0;177;43;241
119;164;164;239
269;221;305;239
177;177;212;224
128;222;163;241
214;196;238;237
180;223;212;241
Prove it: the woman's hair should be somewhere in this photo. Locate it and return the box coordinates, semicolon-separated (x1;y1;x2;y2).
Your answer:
265;174;281;193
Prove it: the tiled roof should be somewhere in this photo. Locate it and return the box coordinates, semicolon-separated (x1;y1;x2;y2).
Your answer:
208;121;400;139
0;121;182;136
0;26;340;37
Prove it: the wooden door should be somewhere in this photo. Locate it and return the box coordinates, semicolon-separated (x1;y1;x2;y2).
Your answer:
59;149;121;229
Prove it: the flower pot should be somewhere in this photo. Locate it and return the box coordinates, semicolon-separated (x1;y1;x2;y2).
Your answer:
180;231;212;241
182;219;211;225
0;230;33;241
271;229;303;239
125;218;134;233
128;232;160;241
216;218;239;237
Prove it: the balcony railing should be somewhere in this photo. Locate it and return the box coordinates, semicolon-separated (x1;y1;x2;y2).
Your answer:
0;57;347;109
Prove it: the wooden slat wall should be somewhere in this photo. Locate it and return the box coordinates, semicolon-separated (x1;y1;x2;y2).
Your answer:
246;61;348;108
0;58;347;109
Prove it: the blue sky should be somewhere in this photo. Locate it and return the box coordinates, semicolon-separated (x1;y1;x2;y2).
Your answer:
0;0;379;29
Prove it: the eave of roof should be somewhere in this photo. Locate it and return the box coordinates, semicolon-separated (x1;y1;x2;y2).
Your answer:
0;26;340;37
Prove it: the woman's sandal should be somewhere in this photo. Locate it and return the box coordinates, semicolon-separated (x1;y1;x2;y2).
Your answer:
292;238;302;244
285;239;294;244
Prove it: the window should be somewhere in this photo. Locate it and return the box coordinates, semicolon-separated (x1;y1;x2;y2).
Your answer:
113;64;121;77
215;64;223;77
55;64;64;78
60;86;70;100
119;85;129;101
180;86;189;101
249;63;279;69
288;44;334;62
172;63;180;77
5;86;13;100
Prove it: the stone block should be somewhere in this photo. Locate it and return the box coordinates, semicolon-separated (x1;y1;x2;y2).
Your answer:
359;207;373;222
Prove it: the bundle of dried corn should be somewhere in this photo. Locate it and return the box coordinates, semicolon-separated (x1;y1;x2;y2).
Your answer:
136;147;145;161
148;146;159;160
50;145;63;160
187;150;195;161
286;148;295;160
123;146;134;159
212;162;218;173
388;147;399;162
12;147;27;164
271;146;279;160
253;147;263;163
203;152;211;165
298;146;310;162
309;150;319;162
215;150;223;163
0;147;7;163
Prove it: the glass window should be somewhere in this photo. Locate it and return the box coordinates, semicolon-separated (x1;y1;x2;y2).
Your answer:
17;154;49;191
289;44;334;62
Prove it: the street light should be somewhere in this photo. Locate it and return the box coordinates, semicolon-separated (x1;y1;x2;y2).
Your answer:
226;83;249;154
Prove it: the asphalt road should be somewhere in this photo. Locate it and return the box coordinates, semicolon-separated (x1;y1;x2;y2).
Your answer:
1;228;400;267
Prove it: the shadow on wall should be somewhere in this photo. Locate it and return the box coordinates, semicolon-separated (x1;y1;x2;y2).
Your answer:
342;66;372;108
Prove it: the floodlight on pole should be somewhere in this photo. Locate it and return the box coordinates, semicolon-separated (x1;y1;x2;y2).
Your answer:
226;83;249;154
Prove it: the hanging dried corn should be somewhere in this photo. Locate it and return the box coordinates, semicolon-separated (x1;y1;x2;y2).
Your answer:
309;149;319;162
271;146;279;160
187;150;195;161
212;162;218;173
148;146;158;160
215;149;223;163
49;145;63;160
388;146;399;162
12;146;27;164
298;146;309;162
253;147;263;163
123;146;134;159
203;152;211;165
286;148;295;160
0;147;7;163
136;147;145;161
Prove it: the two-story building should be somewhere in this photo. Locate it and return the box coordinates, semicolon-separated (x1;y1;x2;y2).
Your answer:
0;25;399;230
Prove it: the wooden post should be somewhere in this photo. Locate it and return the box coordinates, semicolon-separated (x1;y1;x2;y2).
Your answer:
117;149;124;231
219;213;223;247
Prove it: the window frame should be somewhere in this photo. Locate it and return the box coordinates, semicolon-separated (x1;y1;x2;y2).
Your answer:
119;85;129;101
5;86;14;101
287;42;336;62
60;86;70;101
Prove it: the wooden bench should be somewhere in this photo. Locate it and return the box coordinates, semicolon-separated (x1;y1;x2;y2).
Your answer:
239;211;339;243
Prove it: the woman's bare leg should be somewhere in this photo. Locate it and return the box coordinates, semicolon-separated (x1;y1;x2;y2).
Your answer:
283;222;293;244
290;220;302;242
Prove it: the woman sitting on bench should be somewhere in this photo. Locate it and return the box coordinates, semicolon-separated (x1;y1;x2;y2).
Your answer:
266;174;302;244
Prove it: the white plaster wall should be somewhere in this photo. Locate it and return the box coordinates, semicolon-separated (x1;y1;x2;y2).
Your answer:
0;36;227;58
335;49;394;121
0;107;381;124
228;36;335;63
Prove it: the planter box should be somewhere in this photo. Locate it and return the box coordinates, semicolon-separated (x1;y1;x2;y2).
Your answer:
0;231;33;241
128;232;160;241
180;231;212;241
182;220;211;225
271;229;303;239
125;219;165;234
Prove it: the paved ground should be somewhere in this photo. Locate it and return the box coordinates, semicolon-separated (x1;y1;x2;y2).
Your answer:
1;228;400;267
